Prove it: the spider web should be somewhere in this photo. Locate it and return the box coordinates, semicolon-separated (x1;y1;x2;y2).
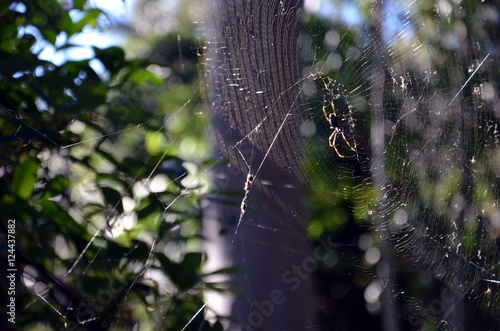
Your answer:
298;0;500;328
195;0;500;329
7;0;500;330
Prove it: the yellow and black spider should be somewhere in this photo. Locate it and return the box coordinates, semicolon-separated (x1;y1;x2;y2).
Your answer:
322;101;356;158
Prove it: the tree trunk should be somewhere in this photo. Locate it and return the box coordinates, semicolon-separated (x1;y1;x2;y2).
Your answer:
202;1;315;329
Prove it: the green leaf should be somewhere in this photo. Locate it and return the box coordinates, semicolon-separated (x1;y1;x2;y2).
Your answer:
129;69;164;87
93;46;126;76
40;28;58;45
155;253;201;291
136;202;161;220
12;157;38;199
145;131;168;155
72;9;102;33
42;175;70;198
181;252;203;271
72;0;88;10
34;200;89;238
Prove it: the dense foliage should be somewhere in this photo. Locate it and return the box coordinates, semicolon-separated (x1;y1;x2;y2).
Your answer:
0;1;224;329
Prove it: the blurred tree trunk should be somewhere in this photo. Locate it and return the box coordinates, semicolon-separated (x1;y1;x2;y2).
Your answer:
369;1;398;330
202;1;316;329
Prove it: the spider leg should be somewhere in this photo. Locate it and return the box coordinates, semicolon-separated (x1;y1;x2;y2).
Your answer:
330;102;337;117
340;131;357;152
322;105;330;121
328;131;336;148
331;130;347;158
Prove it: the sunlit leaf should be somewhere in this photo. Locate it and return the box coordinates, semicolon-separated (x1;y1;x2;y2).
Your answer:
12;157;38;199
129;69;164;87
72;9;102;33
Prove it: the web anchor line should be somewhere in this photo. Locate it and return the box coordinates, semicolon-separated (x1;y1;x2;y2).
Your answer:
447;53;490;107
484;279;500;284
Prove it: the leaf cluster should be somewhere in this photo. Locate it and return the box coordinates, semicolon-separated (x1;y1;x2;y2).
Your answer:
0;1;226;329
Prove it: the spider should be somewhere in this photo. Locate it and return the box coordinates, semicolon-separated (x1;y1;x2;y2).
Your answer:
240;174;254;212
322;101;356;158
243;174;254;191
